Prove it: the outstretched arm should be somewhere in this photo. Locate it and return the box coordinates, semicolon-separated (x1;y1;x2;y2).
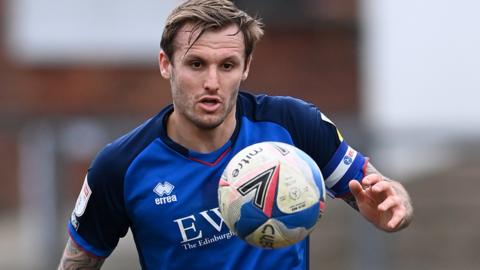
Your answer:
344;162;413;232
58;237;105;270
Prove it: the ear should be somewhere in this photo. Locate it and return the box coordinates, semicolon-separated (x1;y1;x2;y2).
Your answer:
159;51;172;79
242;56;253;81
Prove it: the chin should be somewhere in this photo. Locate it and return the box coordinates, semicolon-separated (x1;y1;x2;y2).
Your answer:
187;108;233;130
195;119;224;130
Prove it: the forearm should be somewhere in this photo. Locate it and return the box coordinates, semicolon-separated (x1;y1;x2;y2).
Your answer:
58;237;105;270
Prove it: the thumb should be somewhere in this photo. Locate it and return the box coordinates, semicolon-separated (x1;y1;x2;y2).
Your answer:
349;180;364;201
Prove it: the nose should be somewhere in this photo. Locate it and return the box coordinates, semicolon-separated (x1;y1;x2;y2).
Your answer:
203;66;220;92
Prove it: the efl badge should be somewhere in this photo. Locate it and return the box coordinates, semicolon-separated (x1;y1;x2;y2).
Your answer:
74;175;92;217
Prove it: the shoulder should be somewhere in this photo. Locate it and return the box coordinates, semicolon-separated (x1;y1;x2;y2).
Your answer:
238;91;321;123
238;91;342;168
88;108;168;185
239;91;316;109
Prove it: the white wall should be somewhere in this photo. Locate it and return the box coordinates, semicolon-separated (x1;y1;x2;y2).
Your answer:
361;0;480;133
360;0;480;177
7;0;181;65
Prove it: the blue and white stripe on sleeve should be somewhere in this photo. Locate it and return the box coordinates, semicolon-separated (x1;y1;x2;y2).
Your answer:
322;141;367;197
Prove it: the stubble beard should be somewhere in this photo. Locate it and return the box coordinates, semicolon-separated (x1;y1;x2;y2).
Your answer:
169;68;240;130
188;91;237;130
172;88;239;131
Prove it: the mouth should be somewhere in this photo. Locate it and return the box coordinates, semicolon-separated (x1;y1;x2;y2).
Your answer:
198;96;222;112
200;97;220;105
200;96;221;104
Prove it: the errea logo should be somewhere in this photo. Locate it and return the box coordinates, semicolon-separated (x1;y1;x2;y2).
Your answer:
154;181;174;196
153;181;177;205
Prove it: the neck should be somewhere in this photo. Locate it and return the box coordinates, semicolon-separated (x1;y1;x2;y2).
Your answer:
166;111;236;154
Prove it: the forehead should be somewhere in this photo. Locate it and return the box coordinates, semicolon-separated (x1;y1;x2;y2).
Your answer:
173;23;245;59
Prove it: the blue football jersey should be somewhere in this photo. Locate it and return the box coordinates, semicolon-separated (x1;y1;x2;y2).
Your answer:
68;91;367;270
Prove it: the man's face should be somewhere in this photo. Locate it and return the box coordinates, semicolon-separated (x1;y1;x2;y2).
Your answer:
159;23;251;130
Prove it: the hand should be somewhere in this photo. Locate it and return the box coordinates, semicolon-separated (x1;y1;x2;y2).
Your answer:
348;174;411;232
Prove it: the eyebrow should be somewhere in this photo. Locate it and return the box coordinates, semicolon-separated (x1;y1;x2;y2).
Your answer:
181;53;242;64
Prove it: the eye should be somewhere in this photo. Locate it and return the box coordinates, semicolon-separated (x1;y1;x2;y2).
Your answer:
190;61;202;69
222;63;234;71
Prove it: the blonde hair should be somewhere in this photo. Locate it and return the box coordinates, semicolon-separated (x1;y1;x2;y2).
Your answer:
161;0;264;60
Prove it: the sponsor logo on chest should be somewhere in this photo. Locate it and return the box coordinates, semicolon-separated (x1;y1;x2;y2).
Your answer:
173;207;236;250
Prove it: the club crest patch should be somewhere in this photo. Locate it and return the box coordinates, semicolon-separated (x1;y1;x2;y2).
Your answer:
74;175;92;217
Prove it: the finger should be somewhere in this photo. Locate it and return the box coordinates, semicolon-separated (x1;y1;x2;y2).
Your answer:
371;181;394;195
349;180;365;200
387;208;406;229
362;174;383;187
378;196;399;211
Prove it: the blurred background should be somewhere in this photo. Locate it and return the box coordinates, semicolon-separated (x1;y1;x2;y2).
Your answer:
1;0;479;269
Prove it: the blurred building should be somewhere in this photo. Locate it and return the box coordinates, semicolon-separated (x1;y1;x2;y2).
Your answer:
0;0;359;269
1;0;479;270
0;0;359;209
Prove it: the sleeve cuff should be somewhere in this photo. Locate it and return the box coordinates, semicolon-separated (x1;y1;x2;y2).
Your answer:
322;141;367;197
67;222;112;258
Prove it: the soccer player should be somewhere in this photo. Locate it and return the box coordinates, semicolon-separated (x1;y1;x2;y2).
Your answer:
58;0;413;269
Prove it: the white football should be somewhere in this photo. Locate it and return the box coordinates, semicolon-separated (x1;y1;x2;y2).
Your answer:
218;141;326;249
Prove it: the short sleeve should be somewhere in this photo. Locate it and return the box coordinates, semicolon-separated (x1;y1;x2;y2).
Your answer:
68;145;130;257
321;140;368;197
293;107;367;197
245;93;368;198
